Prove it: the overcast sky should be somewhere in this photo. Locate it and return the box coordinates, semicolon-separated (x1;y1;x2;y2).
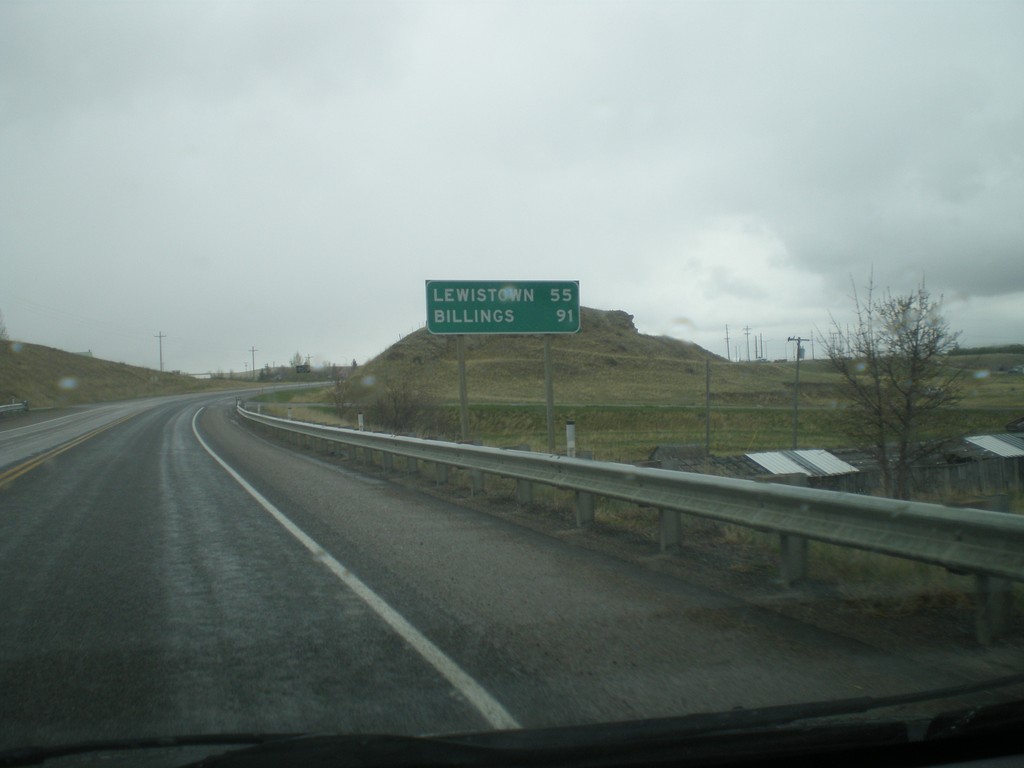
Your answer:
2;0;1021;373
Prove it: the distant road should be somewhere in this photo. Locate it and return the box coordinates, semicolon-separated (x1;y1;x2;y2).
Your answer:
0;398;179;473
0;385;315;473
0;393;1007;751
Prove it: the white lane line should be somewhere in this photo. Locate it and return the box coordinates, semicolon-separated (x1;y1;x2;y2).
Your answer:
191;408;520;731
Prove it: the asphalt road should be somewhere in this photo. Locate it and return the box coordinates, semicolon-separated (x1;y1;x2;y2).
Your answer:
0;393;1016;752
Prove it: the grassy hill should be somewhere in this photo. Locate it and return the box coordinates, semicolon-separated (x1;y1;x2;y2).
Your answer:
354;307;741;405
342;309;1022;409
0;340;248;408
332;307;865;407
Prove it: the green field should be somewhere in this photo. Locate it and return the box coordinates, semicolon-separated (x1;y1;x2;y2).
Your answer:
265;333;1023;464
270;397;1019;465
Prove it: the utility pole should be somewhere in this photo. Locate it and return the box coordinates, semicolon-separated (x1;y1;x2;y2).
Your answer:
724;325;731;362
154;332;165;372
787;336;807;449
744;326;752;361
249;346;258;381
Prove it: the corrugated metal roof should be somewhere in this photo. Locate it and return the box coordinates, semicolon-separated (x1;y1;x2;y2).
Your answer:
965;434;1024;458
747;452;808;475
746;449;858;476
796;449;860;476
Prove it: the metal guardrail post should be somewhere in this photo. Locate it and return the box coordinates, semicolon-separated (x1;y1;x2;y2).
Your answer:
779;535;809;586
659;509;681;552
975;575;1011;645
470;469;485;495
516;479;533;505
761;474;811;586
575;491;594;526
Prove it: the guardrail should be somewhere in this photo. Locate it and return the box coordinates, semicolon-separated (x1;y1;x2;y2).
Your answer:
236;403;1024;643
0;401;28;417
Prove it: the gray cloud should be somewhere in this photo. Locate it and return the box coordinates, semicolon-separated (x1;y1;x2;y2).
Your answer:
1;0;1021;372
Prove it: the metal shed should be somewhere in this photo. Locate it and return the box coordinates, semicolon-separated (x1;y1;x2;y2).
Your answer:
965;434;1024;458
745;449;858;477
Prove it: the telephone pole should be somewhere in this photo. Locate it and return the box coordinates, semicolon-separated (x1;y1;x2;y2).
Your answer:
724;325;731;362
154;332;165;372
744;326;752;361
249;346;258;381
787;336;808;449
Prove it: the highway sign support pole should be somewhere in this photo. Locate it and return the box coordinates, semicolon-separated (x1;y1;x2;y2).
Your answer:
544;335;555;453
457;335;469;442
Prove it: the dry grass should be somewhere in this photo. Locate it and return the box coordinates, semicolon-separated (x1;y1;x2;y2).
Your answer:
1;339;251;408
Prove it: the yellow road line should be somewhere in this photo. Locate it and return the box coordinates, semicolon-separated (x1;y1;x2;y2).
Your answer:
0;413;139;491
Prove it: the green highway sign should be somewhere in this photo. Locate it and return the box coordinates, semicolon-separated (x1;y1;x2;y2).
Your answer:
426;280;580;335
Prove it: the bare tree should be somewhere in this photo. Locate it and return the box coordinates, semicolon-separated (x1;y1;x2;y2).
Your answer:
332;374;363;424
820;279;963;499
0;309;9;341
369;378;430;434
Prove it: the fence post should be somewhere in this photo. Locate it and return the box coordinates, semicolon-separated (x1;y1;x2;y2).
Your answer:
435;463;449;485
